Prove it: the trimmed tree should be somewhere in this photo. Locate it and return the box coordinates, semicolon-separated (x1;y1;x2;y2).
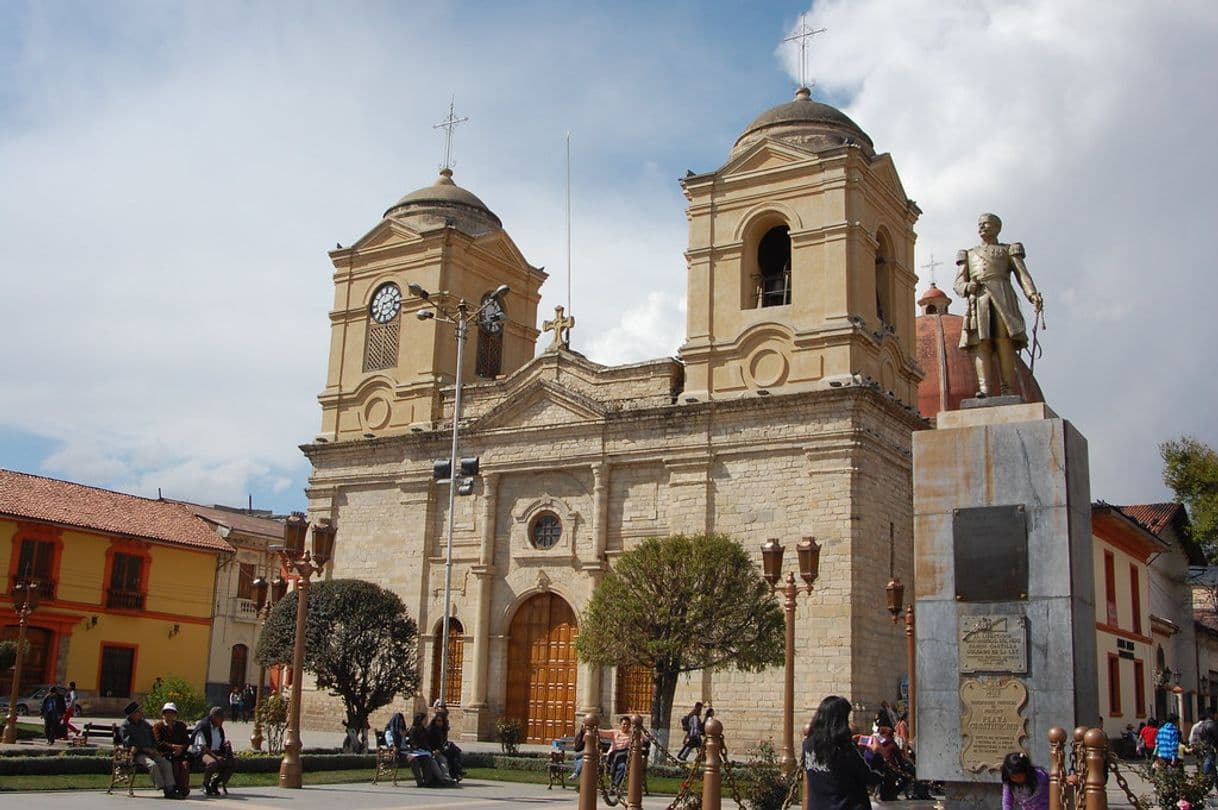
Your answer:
576;533;784;753
1161;435;1218;558
255;578;420;753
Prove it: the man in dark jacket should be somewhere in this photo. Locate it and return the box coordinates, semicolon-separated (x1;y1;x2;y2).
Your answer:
191;706;235;795
120;701;179;799
41;686;67;744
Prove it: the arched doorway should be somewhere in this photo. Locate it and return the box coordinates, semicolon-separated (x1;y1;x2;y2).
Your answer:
505;593;578;743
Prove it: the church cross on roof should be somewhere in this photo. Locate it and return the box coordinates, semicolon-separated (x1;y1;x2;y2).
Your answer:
433;96;469;172
922;253;944;286
782;14;827;91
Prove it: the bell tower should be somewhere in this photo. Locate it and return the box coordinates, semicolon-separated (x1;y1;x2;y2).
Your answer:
318;168;545;441
678;88;922;404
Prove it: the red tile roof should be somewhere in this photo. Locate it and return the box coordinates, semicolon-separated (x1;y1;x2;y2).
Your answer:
1117;503;1184;536
0;469;235;553
175;502;284;540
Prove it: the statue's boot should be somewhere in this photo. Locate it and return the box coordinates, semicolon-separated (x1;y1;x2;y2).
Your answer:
973;345;996;398
995;337;1018;396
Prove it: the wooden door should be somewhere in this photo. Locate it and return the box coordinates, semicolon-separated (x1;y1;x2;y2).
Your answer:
505;593;578;743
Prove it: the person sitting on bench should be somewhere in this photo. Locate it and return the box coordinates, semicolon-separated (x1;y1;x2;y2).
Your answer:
191;707;235;796
120;701;180;799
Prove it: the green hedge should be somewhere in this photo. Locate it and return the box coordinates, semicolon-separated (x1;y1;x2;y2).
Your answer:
0;752;376;777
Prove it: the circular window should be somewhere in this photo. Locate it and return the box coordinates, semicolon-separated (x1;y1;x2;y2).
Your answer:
529;513;562;550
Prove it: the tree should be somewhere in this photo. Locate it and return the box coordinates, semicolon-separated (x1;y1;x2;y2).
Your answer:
0;639;27;673
1161;435;1218;557
256;578;420;753
576;533;784;752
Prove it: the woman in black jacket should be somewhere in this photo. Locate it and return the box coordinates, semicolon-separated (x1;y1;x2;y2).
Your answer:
803;695;882;810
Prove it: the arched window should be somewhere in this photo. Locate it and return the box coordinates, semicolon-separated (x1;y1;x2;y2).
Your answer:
475;292;506;378
229;644;248;687
757;226;792;307
430;618;465;706
875;230;894;329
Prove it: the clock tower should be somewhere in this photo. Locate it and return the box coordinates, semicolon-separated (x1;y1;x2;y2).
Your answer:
318;168;545;440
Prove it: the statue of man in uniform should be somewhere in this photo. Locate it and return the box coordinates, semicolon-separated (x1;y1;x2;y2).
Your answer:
953;213;1043;397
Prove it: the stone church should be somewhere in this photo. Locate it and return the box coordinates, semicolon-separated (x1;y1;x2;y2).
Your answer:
301;87;929;745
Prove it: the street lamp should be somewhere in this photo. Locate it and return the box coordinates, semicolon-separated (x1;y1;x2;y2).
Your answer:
249;571;287;751
3;576;40;744
409;282;509;707
761;536;820;774
272;513;336;788
885;576;915;744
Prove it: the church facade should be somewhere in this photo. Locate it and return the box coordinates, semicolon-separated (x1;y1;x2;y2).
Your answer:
301;88;927;744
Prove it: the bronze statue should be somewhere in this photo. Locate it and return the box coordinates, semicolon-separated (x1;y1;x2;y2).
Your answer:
953;213;1043;397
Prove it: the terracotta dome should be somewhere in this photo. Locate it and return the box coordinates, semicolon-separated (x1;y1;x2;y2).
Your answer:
731;87;874;159
915;284;1044;419
383;168;502;237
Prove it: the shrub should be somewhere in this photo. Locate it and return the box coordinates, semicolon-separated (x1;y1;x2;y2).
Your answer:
496;716;523;755
143;675;208;724
256;691;289;754
736;739;797;810
1137;756;1214;810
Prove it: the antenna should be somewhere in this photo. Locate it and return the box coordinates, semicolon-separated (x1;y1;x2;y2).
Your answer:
782;14;827;90
565;132;573;328
921;253;944;286
433;96;469;172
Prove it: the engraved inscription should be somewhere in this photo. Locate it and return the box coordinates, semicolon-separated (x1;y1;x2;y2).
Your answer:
960;678;1028;773
953;505;1028;602
959;615;1028;673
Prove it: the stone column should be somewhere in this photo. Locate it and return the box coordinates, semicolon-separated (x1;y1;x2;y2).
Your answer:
463;473;498;740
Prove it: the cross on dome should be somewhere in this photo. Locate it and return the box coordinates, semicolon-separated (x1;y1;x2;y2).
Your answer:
433;96;469;172
542;305;575;350
921;253;944;286
782;14;827;92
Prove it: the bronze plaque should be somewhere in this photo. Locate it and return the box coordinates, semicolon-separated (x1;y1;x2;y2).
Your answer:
959;614;1028;673
953;505;1028;602
960;678;1028;773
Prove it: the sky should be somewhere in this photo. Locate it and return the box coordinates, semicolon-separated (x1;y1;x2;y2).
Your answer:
1;0;1216;516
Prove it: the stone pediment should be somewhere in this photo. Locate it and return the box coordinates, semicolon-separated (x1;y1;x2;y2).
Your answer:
868;154;909;203
470;230;533;270
473;380;606;431
718;139;819;178
349;219;424;252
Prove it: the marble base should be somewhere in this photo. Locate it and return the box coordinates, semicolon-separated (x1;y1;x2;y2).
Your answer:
960;394;1024;409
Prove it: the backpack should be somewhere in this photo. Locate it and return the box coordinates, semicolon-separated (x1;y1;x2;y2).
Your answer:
680;713;691;732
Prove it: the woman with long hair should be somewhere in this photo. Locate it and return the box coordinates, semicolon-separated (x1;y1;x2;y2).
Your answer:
1000;751;1049;810
803;695;881;810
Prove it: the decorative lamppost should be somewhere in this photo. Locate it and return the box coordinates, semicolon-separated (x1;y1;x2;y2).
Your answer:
3;576;40;744
272;513;336;789
249;571;287;751
885;575;915;743
407;281;508;707
761;536;820;774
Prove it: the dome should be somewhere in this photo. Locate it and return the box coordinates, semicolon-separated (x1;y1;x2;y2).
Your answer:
731;87;874;159
915;286;1044;419
384;168;502;237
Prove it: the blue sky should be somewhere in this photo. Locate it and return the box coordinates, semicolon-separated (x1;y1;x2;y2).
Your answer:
2;0;1217;516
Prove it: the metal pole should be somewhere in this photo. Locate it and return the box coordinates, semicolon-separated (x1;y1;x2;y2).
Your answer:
1083;728;1109;810
439;303;468;708
251;608;267;751
1048;726;1066;810
780;571;797;774
905;606;916;743
702;715;723;810
2;603;30;745
578;712;600;810
279;570;311;788
626;713;644;810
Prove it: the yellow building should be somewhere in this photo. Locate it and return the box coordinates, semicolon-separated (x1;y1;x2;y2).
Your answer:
1;469;233;713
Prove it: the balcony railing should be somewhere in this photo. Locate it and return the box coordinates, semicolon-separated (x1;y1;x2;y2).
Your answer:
106;589;146;611
234;598;258;621
9;576;55;602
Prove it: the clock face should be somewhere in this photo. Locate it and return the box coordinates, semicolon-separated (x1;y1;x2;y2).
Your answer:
479;298;505;334
370;283;402;324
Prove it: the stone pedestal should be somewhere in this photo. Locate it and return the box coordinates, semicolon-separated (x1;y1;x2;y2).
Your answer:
913;402;1096;799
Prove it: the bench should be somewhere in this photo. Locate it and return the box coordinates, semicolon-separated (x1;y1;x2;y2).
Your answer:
96;725;145;797
548;736;574;789
372;731;399;786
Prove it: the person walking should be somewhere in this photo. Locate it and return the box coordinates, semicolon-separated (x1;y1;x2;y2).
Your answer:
228;687;241;722
678;702;704;760
1000;751;1050;810
1140;718;1159;761
40;685;66;744
1156;713;1182;767
803;695;882;810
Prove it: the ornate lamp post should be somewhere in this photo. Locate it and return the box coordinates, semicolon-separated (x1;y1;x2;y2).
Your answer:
3;576;40;744
249;571;287;751
761;536;820;774
407;281;508;707
272;513;336;789
885;576;915;743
